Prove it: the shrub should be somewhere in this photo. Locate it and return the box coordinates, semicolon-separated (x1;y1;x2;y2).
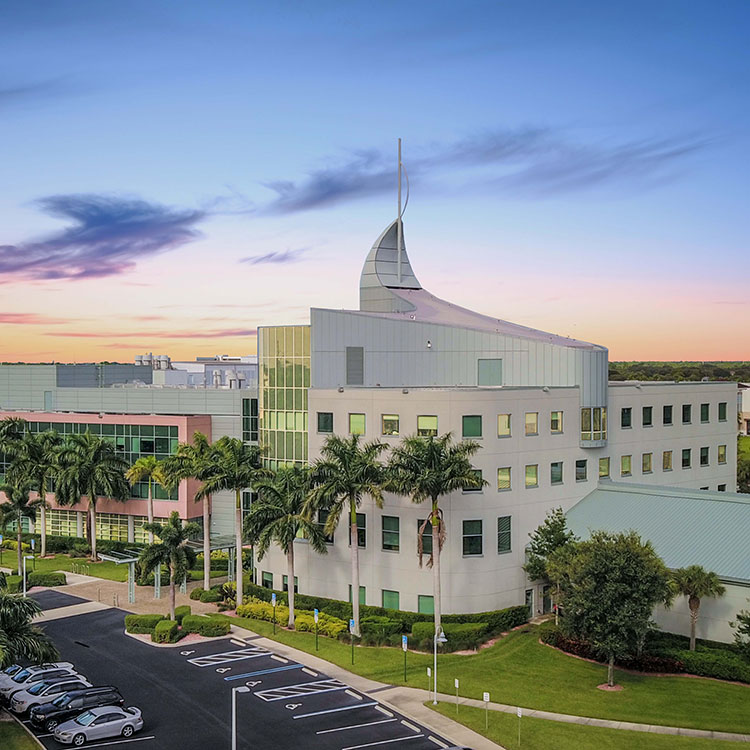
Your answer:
5;575;23;594
237;597;289;624
411;621;489;652
200;589;222;603
665;648;750;682
361;616;404;642
125;614;166;634
175;605;191;625
443;605;528;635
182;615;231;637
190;588;206;601
1;539;31;553
152;619;179;644
27;572;67;588
295;611;348;638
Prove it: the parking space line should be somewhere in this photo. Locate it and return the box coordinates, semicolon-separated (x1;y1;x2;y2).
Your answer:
293;702;378;720
341;735;424;750
255;678;347;702
400;719;419;732
316;718;398;735
428;737;448;748
224;663;302;681
68;736;156;749
188;646;268;667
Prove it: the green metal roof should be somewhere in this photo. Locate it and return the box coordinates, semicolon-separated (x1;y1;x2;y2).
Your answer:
566;482;750;584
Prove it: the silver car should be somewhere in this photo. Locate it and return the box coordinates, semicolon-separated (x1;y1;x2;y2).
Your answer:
10;675;91;715
0;663;77;703
54;706;144;746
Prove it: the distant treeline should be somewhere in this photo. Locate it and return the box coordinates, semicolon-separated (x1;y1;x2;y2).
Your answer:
610;362;750;383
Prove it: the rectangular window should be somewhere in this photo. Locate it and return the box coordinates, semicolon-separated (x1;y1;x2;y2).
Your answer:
382;515;400;551
642;406;653;427
497;516;511;554
262;571;273;590
525;412;538;436
348;585;366;605
418;519;433;555
718;484;726;492
417;415;438;437
599;457;610;478
700;403;709;423
642;452;653;473
663;405;673;425
317;412;333;434
718;444;727;464
621;407;632;429
346;346;364;385
382;590;400;610
682;448;691;468
550;411;563;433
418;595;434;614
462;520;483;556
462;469;483;493
550;461;563;485
582;407;607;441
718;402;727;422
348;513;366;548
663;450;673;471
497;414;511;437
282;575;298;594
497;467;511;491
700;446;709;466
525;464;538;488
349;413;365;435
381;414;399;436
580;407;592;440
682;404;692;424
462;415;482;438
621;455;632;476
575;459;587;482
477;358;502;386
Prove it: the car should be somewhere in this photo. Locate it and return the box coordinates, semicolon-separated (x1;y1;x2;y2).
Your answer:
31;686;125;732
0;663;77;704
10;675;92;715
0;664;24;690
54;706;144;746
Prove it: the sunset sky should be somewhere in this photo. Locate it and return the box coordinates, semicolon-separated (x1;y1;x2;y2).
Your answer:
1;1;748;363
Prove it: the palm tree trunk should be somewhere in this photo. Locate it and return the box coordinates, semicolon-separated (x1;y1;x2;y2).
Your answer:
608;654;615;687
202;496;211;591
17;523;22;575
147;479;154;544
235;490;243;610
350;497;361;637
286;545;295;629
689;597;699;652
431;499;442;633
40;494;47;558
169;563;176;621
89;496;97;563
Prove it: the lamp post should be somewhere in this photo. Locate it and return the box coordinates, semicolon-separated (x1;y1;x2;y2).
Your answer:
231;685;250;750
22;555;34;598
433;626;447;705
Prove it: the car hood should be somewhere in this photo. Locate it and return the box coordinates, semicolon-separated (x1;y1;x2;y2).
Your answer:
55;718;85;734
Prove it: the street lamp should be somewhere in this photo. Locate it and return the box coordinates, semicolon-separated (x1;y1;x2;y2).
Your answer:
433;626;447;705
22;555;34;598
231;685;250;750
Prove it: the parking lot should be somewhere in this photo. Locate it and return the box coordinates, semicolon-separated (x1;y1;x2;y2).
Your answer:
21;593;451;750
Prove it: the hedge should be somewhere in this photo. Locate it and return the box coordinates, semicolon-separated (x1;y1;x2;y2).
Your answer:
182;615;231;637
674;650;750;683
175;605;191;625
4;575;23;594
190;587;206;601
200;589;222;603
412;621;489;652
237;598;290;625
125;614;166;634
361;616;403;640
236;597;349;638
27;571;67;587
152;619;179;644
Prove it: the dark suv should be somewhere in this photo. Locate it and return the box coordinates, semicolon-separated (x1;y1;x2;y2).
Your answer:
30;687;124;732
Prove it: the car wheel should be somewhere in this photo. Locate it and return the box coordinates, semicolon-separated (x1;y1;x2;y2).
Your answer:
73;733;86;746
45;718;59;731
122;725;134;738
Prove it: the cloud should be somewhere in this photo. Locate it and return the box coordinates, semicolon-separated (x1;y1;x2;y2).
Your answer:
50;327;257;339
0;312;71;325
0;78;73;109
0;194;205;281
240;248;308;265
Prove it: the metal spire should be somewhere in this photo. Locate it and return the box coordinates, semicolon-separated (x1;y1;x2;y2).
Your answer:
396;138;403;284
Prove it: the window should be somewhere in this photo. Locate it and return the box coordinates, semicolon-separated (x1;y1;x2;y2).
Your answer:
348;513;366;548
700;487;709;491
348;585;366;605
682;404;692;424
718;484;727;492
317;412;333;434
642;452;653;473
719;402;727;422
642;406;653;427
525;412;538;436
477;358;502;386
382;516;400;551
621;455;632;476
663;405;673;425
346;346;364;385
525;464;538;488
579;406;607;440
262;571;273;589
382;590;400;610
242;398;259;442
550;411;563;433
497;467;511;491
621;407;632;429
418;519;433;555
418;595;434;614
462;469;483;493
700;403;709;423
381;414;399;436
317;509;334;544
349;413;365;435
497;516;511;554
282;575;298;593
497;414;511;437
417;415;438;437
462;520;483;556
700;446;709;466
462;415;482;438
550;461;563;485
599;457;610;478
682;448;691;468
663;450;673;471
575;459;587;481
718;444;727;464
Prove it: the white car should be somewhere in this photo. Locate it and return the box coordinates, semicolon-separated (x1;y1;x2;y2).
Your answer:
54;706;144;746
10;675;91;715
0;663;77;704
0;664;24;690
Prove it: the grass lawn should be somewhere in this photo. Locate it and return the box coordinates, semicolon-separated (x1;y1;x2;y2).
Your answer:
0;714;39;750
429;702;746;750
217;616;750;735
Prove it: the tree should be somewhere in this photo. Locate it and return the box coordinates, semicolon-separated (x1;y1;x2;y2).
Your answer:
524;507;577;624
0;479;41;574
245;465;327;628
55;433;129;562
386;433;483;633
126;456;168;544
139;512;199;621
738;458;750;494
670;565;726;651
548;530;673;687
194;437;266;609
0;417;26;450
309;435;386;636
732;604;750;659
0;592;58;668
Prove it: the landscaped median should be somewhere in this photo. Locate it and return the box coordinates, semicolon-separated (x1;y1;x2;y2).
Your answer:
124;607;231;645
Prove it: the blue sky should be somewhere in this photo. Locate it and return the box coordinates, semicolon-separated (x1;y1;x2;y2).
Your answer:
1;0;748;360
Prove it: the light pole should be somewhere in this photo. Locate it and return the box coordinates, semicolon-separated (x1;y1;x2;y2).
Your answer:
22;555;34;598
231;685;250;750
433;626;447;705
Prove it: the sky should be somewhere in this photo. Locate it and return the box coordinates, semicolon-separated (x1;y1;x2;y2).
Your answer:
1;0;748;362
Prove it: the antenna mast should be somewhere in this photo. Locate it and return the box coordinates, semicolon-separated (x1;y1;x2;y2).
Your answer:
396;138;402;284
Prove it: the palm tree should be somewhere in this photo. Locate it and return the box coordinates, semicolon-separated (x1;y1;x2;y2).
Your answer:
161;432;220;591
0;479;41;574
387;433;484;632
0;417;26;451
126;456;168;544
195;437;266;609
5;430;63;558
670;565;726;651
0;592;58;667
139;512;199;621
55;433;129;563
309;435;386;637
245;465;328;628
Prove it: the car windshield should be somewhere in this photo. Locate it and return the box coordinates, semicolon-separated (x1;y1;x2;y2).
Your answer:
3;665;21;675
75;711;96;726
12;669;31;683
27;681;49;695
52;694;71;708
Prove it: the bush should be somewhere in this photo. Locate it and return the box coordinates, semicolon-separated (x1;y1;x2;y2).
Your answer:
411;621;489;652
237;597;290;624
175;605;191;625
443;605;529;635
190;588;206;601
295;611;348;638
27;572;67;588
124;614;166;634
361;616;404;642
182;615;231;637
152;619;179;644
200;589;222;603
1;539;31;553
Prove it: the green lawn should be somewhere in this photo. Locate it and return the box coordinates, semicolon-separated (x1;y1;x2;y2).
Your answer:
0;715;40;750
429;702;746;750
218;616;750;735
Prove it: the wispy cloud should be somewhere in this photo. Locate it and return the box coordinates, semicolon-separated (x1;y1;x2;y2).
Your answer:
50;327;257;339
0;312;71;325
0;78;74;109
240;248;308;265
0;194;205;281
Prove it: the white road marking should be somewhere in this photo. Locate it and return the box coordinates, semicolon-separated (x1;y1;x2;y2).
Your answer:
301;667;317;676
428;737;448;748
230;639;246;647
316;718;398;735
374;706;393;717
341;736;424;750
67;736;156;749
188;646;268;667
255;678;346;702
345;689;362;699
293;702;378;720
270;655;287;663
400;719;419;732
